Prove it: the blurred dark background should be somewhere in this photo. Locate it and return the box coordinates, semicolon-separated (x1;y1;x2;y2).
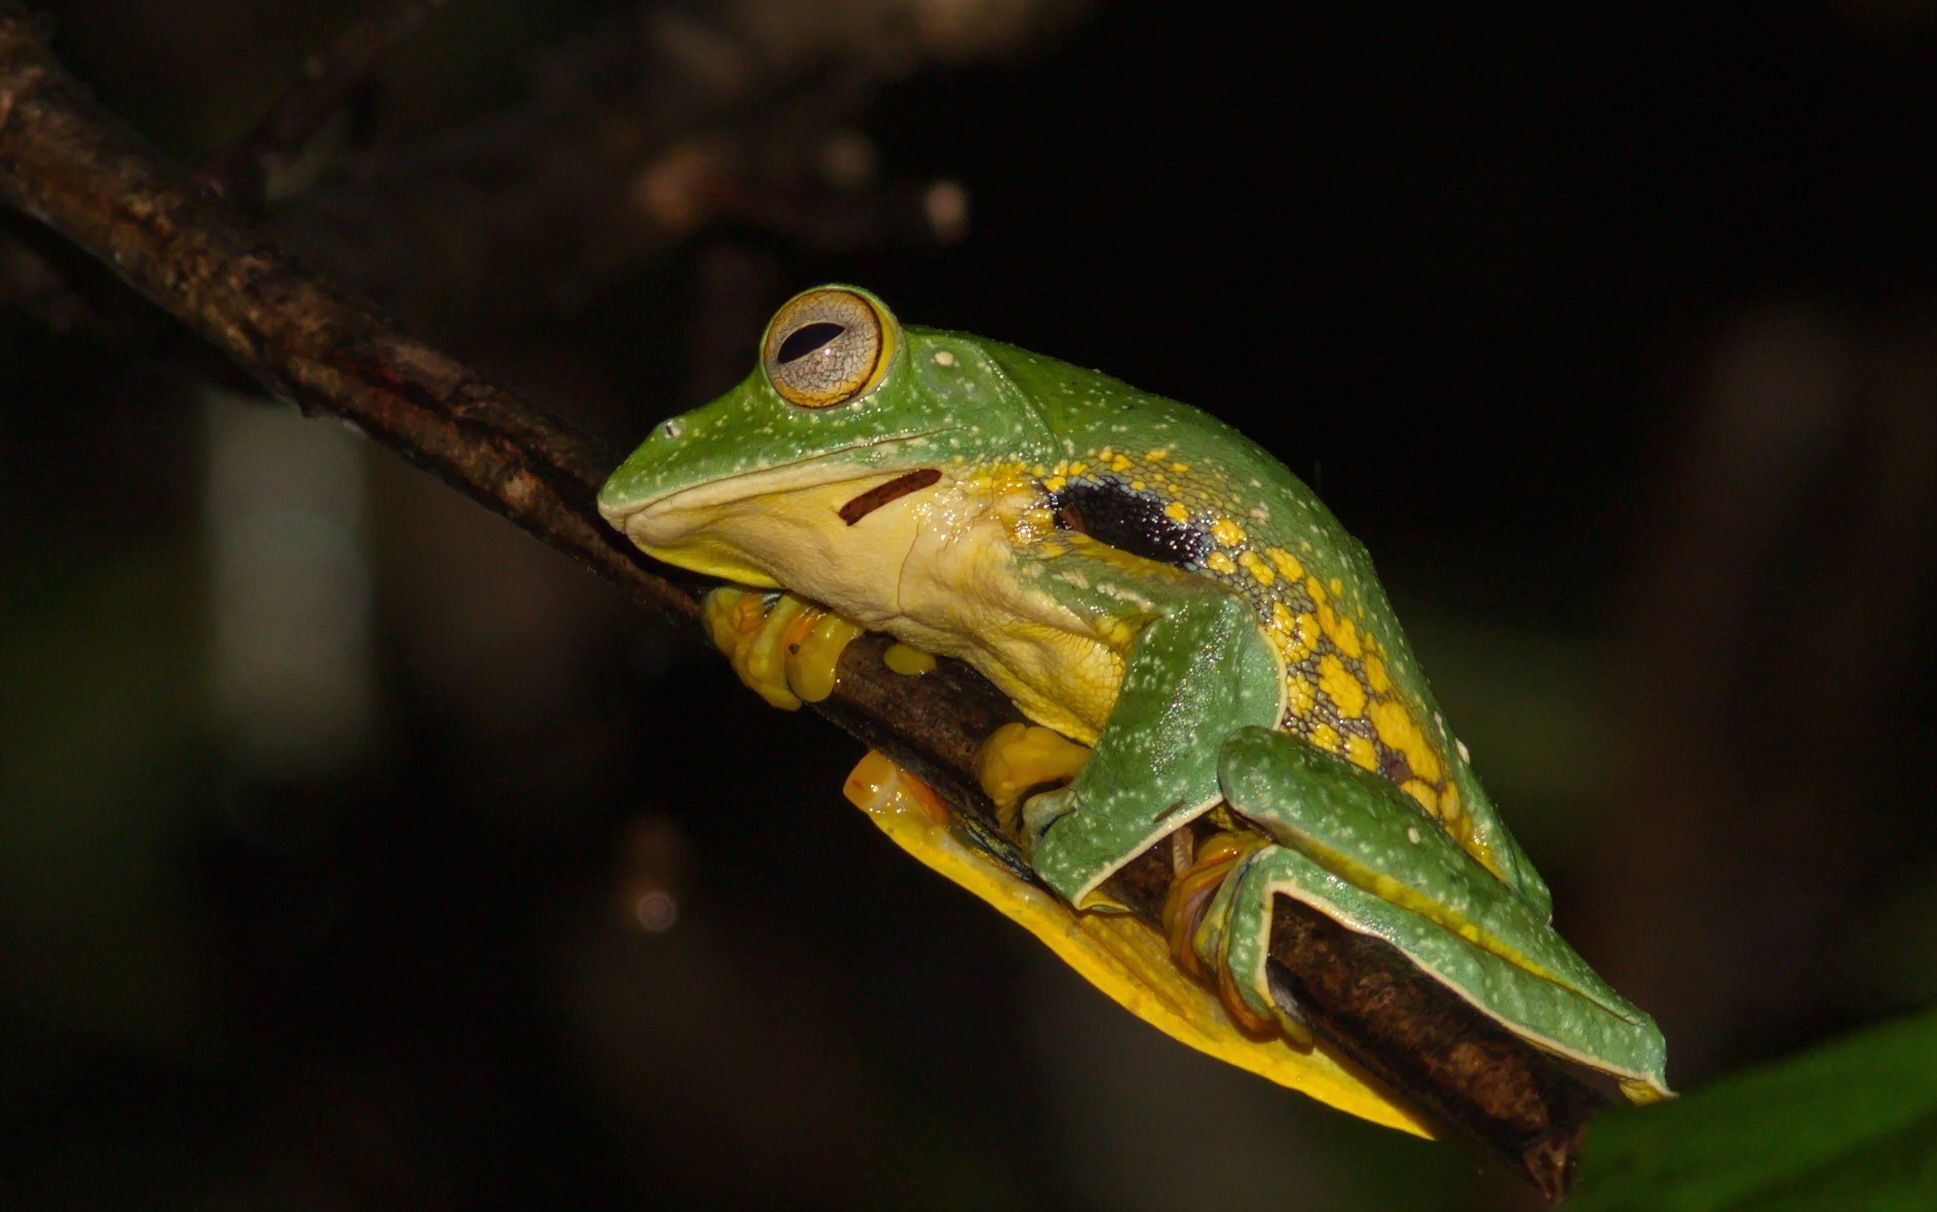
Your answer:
4;2;1936;1209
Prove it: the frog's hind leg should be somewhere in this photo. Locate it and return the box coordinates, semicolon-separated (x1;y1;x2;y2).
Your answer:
1182;840;1331;1044
1196;726;1669;1091
1185;724;1471;1040
1161;830;1298;1040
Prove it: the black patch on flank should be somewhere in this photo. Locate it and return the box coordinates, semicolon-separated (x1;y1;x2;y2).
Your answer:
1052;480;1208;569
776;321;845;363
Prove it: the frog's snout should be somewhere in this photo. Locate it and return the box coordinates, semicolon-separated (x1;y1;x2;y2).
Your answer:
597;416;689;522
595;473;646;524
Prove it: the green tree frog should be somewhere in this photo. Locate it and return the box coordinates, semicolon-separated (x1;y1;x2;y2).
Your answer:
599;285;1670;1109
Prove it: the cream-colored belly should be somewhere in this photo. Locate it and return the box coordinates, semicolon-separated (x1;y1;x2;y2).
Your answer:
633;466;1126;742
868;487;1125;745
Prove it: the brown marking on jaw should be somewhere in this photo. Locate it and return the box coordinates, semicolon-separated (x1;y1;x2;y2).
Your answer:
839;468;942;525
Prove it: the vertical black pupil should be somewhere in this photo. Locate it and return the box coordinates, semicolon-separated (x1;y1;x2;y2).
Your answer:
776;322;846;364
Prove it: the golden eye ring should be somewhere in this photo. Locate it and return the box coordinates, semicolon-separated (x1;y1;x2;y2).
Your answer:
761;287;898;409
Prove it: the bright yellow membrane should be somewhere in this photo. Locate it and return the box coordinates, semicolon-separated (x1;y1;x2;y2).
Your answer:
844;752;1435;1139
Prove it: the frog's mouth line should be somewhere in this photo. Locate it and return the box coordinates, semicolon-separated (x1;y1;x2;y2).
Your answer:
605;431;957;545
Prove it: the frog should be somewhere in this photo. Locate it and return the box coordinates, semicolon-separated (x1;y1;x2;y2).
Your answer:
598;284;1670;1108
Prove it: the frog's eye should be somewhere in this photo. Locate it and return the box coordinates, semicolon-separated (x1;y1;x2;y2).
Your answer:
761;287;897;409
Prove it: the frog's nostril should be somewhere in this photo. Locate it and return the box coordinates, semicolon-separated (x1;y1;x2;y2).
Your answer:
661;419;685;440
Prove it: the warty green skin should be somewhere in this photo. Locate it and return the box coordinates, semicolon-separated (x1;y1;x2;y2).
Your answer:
599;286;1669;1096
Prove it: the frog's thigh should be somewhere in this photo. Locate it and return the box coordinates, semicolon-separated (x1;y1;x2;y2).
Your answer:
1027;591;1280;907
1213;731;1665;1082
1208;723;1515;1023
1214;724;1526;920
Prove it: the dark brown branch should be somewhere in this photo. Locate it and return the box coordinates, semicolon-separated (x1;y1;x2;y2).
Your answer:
0;11;1603;1199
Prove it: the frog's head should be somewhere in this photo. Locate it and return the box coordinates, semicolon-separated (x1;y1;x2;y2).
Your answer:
598;285;1057;592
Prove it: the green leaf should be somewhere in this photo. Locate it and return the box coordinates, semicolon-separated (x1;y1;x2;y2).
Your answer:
1571;1009;1937;1211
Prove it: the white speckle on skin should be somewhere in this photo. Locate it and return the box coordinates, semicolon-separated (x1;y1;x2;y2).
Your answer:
933;350;956;366
1456;738;1471;761
1407;826;1421;844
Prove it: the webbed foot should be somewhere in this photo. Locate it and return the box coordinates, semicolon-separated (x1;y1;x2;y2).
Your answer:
1161;832;1260;983
700;587;866;709
1159;832;1310;1040
1188;842;1320;1046
974;721;1091;841
882;642;938;676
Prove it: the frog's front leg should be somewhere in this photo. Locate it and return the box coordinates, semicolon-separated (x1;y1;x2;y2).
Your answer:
1024;584;1283;908
1197;726;1670;1094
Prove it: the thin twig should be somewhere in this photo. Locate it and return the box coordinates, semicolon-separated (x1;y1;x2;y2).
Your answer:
0;10;1602;1198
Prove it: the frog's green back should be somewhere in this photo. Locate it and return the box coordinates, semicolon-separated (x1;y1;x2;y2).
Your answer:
970;338;1550;911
